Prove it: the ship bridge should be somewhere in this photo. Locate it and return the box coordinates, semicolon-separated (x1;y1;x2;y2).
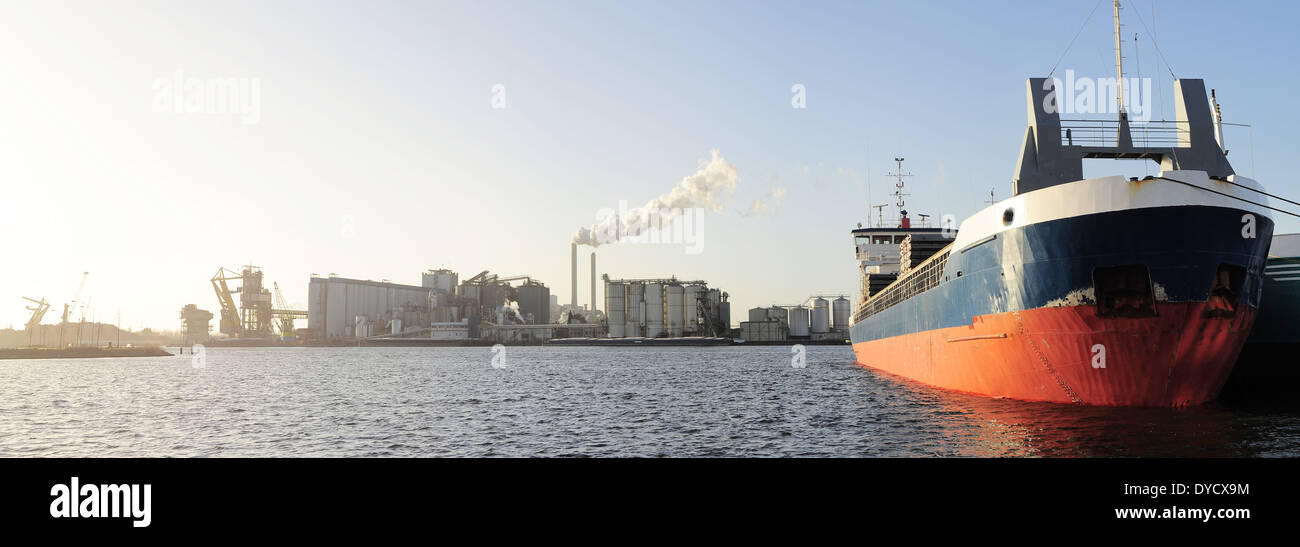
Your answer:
1014;78;1234;195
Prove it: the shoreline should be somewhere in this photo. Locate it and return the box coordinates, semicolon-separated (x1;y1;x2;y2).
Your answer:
0;346;174;360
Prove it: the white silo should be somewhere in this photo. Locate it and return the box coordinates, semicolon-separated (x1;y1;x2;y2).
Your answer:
683;284;704;333
606;281;626;338
789;306;810;337
833;297;851;331
812;298;830;334
625;282;644;337
644;283;665;337
666;284;685;337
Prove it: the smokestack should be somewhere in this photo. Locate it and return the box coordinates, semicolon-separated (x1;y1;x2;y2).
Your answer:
571;243;578;309
590;252;597;313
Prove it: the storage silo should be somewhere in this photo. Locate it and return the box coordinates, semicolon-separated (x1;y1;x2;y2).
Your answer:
833;297;851;331
644;283;665;337
606;281;626;337
683;284;704;333
706;288;722;326
625;282;644;337
517;282;549;325
748;307;769;322
666;284;685;337
718;301;730;331
789;306;810;337
812;298;830;334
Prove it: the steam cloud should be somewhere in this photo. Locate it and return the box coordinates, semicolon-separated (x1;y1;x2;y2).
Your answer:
572;149;739;247
742;186;788;217
502;299;525;323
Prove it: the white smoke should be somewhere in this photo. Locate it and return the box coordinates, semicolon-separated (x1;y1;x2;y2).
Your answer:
502;299;525;323
742;186;788;217
572;149;739;247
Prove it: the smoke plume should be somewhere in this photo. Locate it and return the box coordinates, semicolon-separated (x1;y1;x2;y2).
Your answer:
572;150;739;247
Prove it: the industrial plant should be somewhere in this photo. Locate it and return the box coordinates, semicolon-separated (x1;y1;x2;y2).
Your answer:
602;275;731;339
305;267;599;345
739;296;852;343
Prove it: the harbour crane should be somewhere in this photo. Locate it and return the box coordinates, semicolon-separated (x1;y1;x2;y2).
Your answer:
59;272;88;348
211;267;244;336
271;282;307;338
22;297;50;346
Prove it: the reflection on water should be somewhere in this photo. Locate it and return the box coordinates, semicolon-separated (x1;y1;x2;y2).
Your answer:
848;365;1300;457
0;346;1296;457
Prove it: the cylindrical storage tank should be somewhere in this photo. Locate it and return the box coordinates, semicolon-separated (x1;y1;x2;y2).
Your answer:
517;282;549;326
748;307;769;322
666;285;684;337
683;284;703;332
707;289;721;325
391;319;402;335
812;298;830;334
625;282;644;337
789;306;810;337
644;283;664;337
606;282;626;338
767;306;788;327
833;297;851;331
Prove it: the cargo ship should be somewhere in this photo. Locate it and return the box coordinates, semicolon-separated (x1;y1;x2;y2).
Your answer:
849;6;1274;406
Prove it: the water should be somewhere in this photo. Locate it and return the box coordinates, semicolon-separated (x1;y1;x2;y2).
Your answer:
1;346;1297;457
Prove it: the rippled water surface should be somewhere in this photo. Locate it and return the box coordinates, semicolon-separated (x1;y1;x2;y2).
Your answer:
1;346;1297;457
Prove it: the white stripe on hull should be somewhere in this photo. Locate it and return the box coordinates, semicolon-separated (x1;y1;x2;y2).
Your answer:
952;170;1271;252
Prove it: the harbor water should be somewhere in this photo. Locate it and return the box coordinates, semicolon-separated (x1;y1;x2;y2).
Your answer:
1;346;1297;457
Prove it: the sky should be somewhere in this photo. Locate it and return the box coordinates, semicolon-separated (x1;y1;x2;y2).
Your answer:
2;0;1298;331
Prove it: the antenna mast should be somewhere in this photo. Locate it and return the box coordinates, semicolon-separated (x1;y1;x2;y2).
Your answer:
871;204;888;227
886;157;912;222
1113;0;1125;113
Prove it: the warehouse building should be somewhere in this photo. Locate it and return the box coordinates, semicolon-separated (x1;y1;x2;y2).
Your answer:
307;275;434;339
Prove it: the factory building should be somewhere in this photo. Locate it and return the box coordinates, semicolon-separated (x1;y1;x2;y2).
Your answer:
308;275;436;339
602;275;730;338
421;269;458;293
179;304;214;344
306;269;557;340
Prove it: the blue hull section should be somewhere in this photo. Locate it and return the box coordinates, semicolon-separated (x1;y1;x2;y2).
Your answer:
851;205;1274;343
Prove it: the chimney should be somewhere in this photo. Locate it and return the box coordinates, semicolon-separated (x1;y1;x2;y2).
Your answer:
570;243;578;309
590;252;597;313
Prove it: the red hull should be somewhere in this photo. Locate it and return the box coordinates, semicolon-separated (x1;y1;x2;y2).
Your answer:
852;302;1256;406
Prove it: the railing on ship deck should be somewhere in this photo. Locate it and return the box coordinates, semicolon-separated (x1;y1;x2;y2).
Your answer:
1058;119;1188;148
852;244;952;324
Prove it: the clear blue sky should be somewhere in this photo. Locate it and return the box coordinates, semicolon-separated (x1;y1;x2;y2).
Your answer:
2;0;1297;329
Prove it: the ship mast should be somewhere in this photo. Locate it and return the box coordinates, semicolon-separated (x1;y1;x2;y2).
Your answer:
886;157;912;226
1112;0;1125;114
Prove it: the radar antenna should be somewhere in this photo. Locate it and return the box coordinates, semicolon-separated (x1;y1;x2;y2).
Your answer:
886;157;912;222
